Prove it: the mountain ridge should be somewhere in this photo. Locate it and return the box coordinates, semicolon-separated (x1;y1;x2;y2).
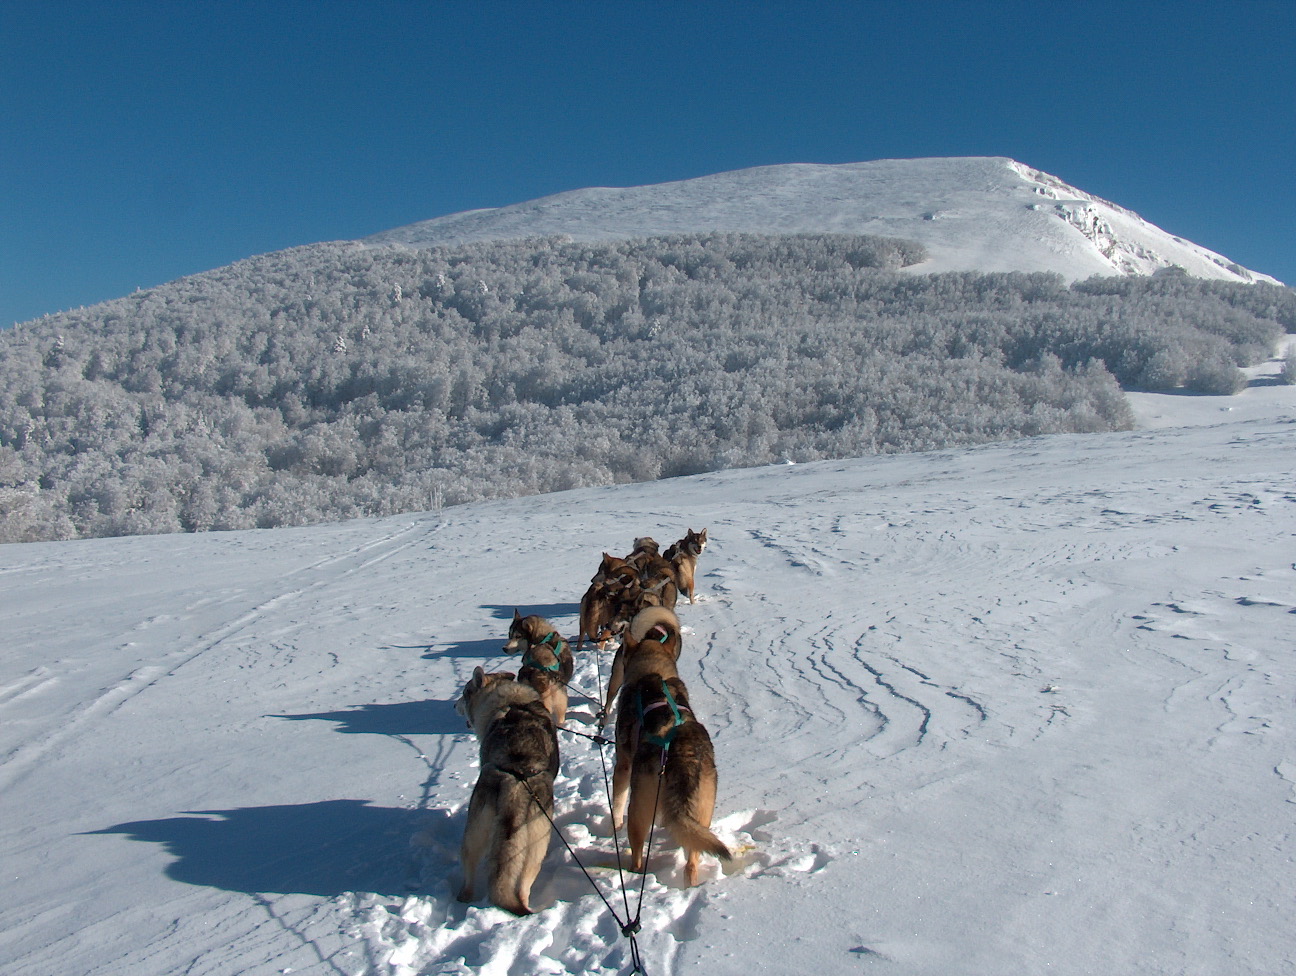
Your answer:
365;156;1280;285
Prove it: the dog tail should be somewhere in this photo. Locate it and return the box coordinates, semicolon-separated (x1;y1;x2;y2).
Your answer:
627;606;680;644
668;813;733;863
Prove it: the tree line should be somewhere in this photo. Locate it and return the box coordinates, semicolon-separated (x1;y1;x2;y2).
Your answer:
1;232;1291;542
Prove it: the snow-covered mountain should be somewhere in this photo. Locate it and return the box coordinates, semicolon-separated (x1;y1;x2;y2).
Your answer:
1;352;1293;975
366;157;1279;284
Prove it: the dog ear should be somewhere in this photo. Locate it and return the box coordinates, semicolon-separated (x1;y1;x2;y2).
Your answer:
513;608;522;621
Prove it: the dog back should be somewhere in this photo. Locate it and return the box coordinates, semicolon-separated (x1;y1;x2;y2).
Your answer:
482;699;559;780
604;606;682;716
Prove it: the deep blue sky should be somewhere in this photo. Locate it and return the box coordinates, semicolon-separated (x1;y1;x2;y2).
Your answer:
3;0;1293;326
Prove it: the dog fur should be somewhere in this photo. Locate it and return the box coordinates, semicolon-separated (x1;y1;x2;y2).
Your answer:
609;621;731;885
578;574;626;651
455;667;560;915
581;541;687;652
503;611;575;726
601;605;682;719
664;527;708;605
627;538;679;605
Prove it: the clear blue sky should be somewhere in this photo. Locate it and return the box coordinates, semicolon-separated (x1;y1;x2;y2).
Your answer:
3;0;1293;326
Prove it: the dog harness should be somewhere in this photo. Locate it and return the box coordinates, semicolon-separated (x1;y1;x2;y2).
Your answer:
637;678;690;749
645;624;671;645
522;631;566;673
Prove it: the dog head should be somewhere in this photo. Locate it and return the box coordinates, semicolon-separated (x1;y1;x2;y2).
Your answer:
503;610;556;654
455;666;520;731
670;527;707;558
503;609;529;654
595;552;633;583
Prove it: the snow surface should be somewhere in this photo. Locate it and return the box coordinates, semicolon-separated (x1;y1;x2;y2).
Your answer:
364;157;1281;285
2;348;1295;976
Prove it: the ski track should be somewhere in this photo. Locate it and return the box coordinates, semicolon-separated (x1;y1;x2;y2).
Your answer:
0;521;431;794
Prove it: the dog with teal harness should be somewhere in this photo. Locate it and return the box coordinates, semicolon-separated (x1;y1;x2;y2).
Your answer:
609;607;732;886
504;610;575;726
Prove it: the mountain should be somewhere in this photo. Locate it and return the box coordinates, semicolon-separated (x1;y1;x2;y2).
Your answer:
365;157;1280;285
3;157;1291;545
1;371;1294;975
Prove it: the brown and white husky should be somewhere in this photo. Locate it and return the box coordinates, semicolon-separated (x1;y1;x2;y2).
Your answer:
664;528;708;605
608;610;730;886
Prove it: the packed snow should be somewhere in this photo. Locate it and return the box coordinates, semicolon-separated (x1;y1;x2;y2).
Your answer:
364;157;1281;285
1;348;1294;976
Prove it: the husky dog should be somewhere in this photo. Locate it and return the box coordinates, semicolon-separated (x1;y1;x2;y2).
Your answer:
622;537;680;611
594;551;637;586
624;537;662;569
578;576;633;651
455;667;560;915
612;663;731;885
601;605;682;720
504;611;574;726
664;528;708;605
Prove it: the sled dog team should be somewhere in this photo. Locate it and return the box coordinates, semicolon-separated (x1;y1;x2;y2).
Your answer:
454;528;730;915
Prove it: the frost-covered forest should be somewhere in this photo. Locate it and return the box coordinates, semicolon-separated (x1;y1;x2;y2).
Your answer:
1;233;1292;543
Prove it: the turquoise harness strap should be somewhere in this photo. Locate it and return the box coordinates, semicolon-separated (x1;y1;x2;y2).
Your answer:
523;632;565;673
638;678;688;750
643;624;670;645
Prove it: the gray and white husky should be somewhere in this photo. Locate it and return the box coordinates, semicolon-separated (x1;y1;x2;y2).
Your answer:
455;667;559;915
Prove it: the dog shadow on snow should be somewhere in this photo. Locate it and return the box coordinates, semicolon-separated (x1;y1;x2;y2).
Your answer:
93;701;475;897
97;605;586;899
482;601;580;623
270;697;464;736
87;800;461;898
418;635;505;661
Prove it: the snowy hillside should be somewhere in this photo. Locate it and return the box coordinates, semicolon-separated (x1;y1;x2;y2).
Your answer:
365;157;1281;285
1;351;1294;975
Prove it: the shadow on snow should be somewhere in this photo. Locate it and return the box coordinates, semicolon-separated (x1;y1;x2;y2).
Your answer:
87;799;456;898
481;602;581;622
269;697;465;736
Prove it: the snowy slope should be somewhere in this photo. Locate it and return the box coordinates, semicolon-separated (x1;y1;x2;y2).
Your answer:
1;352;1294;976
364;157;1281;284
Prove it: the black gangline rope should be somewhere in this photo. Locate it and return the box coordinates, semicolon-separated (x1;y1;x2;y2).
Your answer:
517;762;664;975
504;633;666;974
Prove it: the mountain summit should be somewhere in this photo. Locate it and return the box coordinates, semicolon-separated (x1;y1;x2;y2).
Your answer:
366;157;1277;284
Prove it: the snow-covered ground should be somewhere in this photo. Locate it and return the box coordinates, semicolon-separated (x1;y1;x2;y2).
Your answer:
2;346;1294;976
365;157;1281;285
